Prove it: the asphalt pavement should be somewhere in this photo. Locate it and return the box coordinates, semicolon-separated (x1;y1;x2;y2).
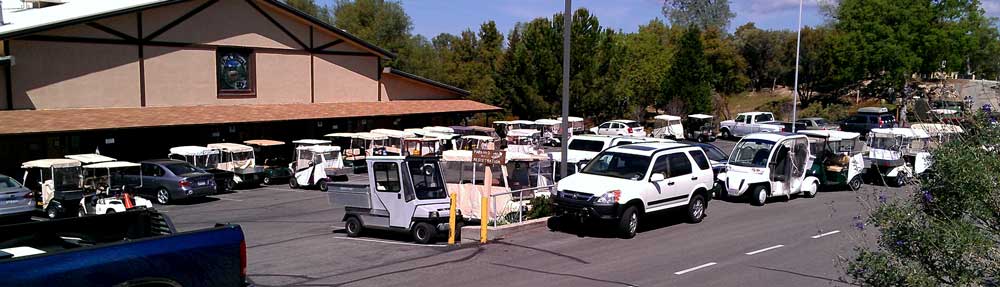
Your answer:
159;139;907;287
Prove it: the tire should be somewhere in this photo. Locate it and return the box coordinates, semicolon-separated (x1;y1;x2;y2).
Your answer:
262;176;272;185
848;175;863;191
697;136;706;143
617;206;639;239
412;222;436;244
46;205;59;219
721;129;732;140
687;194;706;223
547;216;561;231
318;179;329;192
289;178;299;189
454;222;464;241
892;173;907;187
105;209;116;214
802;182;818;198
156;188;170;205
224;180;235;192
345;216;363;237
750;185;767;206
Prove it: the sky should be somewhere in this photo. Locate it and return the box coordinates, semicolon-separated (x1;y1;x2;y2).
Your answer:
317;0;1000;38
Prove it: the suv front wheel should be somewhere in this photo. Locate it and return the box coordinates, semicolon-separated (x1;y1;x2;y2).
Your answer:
618;206;639;239
687;194;706;223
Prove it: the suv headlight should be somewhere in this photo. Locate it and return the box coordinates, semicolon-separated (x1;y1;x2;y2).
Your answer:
594;190;620;205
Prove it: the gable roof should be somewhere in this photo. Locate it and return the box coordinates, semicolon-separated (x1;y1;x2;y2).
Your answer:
0;0;395;59
383;67;470;96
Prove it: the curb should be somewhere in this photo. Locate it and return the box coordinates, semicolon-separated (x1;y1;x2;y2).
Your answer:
459;216;551;242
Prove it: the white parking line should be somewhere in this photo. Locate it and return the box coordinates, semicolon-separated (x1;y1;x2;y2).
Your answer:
745;244;784;255
333;236;450;248
674;262;717;275
214;197;244;202
811;230;840;239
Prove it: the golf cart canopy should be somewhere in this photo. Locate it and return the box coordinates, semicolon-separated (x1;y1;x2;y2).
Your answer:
22;158;82;169
207;143;254;153
243;139;285;146
352;132;389;140
930;109;958;115
462;135;494;142
468;126;496;133
534;119;561;126
556;116;584;122
297;145;342;153
910;123;964;135
65;153;117;164
83;161;140;169
449;126;473;133
858;107;889;114
688;114;713;119
423;126;454;134
423;132;456;140
492;120;514;125
292;139;332;145
870;128;930;139
325;132;358;138
371;129;416;139
508;129;541;137
654;115;682;121
509;120;535;125
169;146;219;156
798;130;861;141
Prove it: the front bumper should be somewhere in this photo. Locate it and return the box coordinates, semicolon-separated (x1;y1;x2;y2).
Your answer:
552;196;620;220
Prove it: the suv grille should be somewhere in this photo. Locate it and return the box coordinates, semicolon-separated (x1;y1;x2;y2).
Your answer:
560;190;592;201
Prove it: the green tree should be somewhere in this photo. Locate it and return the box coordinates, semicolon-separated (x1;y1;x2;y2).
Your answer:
734;23;792;91
664;27;713;114
702;27;748;95
331;0;412;67
661;0;735;30
614;19;673;119
285;0;332;22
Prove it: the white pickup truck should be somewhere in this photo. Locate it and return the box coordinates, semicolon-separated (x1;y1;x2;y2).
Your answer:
552;142;715;238
719;112;783;139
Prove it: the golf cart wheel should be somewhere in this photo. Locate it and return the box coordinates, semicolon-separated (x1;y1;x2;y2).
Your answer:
156;188;171;205
750;185;767;206
412;222;436;244
848;175;863;191
262;176;271;185
46;205;59;219
289;178;299;189
803;182;818;198
618;206;639;239
318;179;329;192
345;216;363;237
224;180;235;192
891;173;907;187
687;194;706;223
721;129;732;140
78;208;86;217
547;216;561;231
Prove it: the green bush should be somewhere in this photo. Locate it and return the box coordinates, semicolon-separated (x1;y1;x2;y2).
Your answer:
527;196;553;219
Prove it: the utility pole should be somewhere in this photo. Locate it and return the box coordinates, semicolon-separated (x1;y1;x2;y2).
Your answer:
559;0;571;177
790;0;803;132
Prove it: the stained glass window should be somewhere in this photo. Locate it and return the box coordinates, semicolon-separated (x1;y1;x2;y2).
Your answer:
217;48;254;95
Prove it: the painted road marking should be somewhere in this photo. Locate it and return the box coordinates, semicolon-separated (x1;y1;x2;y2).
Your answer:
745;244;784;255
811;230;841;239
674;262;717;275
214;197;244;202
334;236;449;248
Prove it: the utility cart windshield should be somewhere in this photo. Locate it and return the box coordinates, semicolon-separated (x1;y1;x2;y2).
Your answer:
730;139;776;168
50;167;82;191
407;160;447;200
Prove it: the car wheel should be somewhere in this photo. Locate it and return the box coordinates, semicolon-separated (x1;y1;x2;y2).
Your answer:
224;180;235;192
721;129;732;140
892;173;907;187
547;216;561;231
803;182;818;198
318;179;329;192
46;205;59;219
156;188;170;205
345;216;363;237
289;178;299;189
849;175;863;191
412;222;436;244
750;185;767;206
262;176;271;185
697;136;706;143
105;209;116;214
687;194;706;223
618;206;639;239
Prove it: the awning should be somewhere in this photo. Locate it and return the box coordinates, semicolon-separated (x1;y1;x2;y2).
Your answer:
0;100;500;135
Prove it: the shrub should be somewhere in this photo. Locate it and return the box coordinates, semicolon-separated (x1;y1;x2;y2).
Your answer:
526;195;552;219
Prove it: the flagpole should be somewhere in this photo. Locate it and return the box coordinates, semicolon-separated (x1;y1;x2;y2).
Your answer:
791;0;803;132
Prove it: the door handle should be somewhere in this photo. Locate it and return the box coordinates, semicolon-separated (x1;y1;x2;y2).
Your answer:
691;177;698;180
397;194;401;199
667;182;675;186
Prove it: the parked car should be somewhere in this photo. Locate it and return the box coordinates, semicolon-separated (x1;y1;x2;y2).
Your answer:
591;120;645;137
797;117;840;130
723;133;820;206
552;142;715;238
0;209;252;287
0;174;34;222
136;159;217;205
718;112;782;139
688;143;729;193
840;107;896;136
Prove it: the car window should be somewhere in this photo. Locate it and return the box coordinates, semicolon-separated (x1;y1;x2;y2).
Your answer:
797;120;811;126
667;153;692;178
372;162;401;192
688;151;710;170
651;155;668;175
815;119;829;125
735;115;746;123
624;121;641;128
755;114;774;122
599;123;611;129
141;163;160;177
581;152;651;180
0;177;19;188
568;139;607;152
164;163;198;175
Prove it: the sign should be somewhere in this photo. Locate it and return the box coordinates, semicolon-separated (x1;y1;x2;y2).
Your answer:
472;149;506;165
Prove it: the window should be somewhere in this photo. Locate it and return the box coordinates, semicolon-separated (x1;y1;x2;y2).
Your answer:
688;151;710;170
755;114;773;122
667;153;692;178
1;176;20;188
141;164;165;177
372;162;401;192
408;160;446;200
581;152;651;180
623;121;641;128
599;123;611;129
735;115;746;123
568;139;606;152
217;48;254;96
164;163;199;176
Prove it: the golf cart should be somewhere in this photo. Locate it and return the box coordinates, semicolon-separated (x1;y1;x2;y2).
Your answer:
534;119;563;146
684;114;718;142
458;135;496;150
556;117;586;135
22;158;84;219
467;126;499;138
800;130;866;190
506;129;544;155
724;133;820;206
78;161;152;216
423;126;455;134
330;156;458;244
65;153;117;165
371;129;417;156
910;123;964;147
243;139;293;185
651;115;684;140
402;137;441;156
865;128;932;187
207;143;266;187
289;142;349;191
168;146;234;192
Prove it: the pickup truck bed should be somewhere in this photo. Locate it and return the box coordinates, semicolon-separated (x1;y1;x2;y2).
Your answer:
0;209;249;287
328;174;372;210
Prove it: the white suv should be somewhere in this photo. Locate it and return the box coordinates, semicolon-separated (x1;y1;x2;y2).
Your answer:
552;142;715;238
591;120;645;137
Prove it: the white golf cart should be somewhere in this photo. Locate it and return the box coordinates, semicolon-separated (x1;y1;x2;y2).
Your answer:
533;119;563;146
724;133;819;206
402;137;441;156
910;123;964;147
506;129;544;155
440;151;552;224
65;153;117;165
800;130;866;190
78;161;152;216
289;141;349;191
556;117;586;135
22;158;84;218
865;128;932;187
371;129;417;156
458;135;496;150
168;146;234;192
207;143;266;186
330;156;458;244
651;115;685;139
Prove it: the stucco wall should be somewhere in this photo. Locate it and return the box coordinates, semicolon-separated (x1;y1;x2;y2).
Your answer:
313;55;379;103
255;51;311;104
381;73;463;101
10;40;140;109
147;0;303;50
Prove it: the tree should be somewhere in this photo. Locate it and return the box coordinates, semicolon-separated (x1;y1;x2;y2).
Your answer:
661;0;735;30
331;0;412;67
734;23;792;91
702;27;748;95
613;19;673;119
285;0;332;23
664;27;713;114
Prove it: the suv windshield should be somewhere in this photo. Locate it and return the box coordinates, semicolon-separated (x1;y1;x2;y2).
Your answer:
408;160;447;200
730;139;776;168
581;152;651;180
568;139;606;152
164;163;200;175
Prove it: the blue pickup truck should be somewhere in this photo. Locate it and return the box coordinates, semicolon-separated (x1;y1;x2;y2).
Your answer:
0;209;253;286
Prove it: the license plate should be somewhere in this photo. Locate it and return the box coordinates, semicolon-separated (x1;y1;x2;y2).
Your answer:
1;199;19;206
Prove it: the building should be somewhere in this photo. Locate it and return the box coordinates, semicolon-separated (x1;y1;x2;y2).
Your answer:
0;0;499;175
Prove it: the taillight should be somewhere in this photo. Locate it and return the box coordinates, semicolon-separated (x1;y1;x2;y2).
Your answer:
23;192;33;199
628;127;633;133
878;118;884;126
179;180;191;188
240;240;247;278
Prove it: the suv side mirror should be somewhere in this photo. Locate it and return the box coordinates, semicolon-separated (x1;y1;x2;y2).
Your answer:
650;173;666;182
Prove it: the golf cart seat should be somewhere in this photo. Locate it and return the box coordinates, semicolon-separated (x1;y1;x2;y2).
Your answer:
825;154;850;173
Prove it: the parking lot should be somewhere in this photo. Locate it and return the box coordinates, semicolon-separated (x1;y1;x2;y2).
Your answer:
154;139;907;287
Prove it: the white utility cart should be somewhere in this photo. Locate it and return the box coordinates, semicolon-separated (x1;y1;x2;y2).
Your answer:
289;141;349;191
865;128;932;187
723;133;820;206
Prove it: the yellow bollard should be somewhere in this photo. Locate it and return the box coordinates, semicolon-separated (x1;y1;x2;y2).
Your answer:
448;193;457;245
480;196;488;243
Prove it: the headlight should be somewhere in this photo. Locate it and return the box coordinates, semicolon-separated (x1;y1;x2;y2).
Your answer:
594;190;620;205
